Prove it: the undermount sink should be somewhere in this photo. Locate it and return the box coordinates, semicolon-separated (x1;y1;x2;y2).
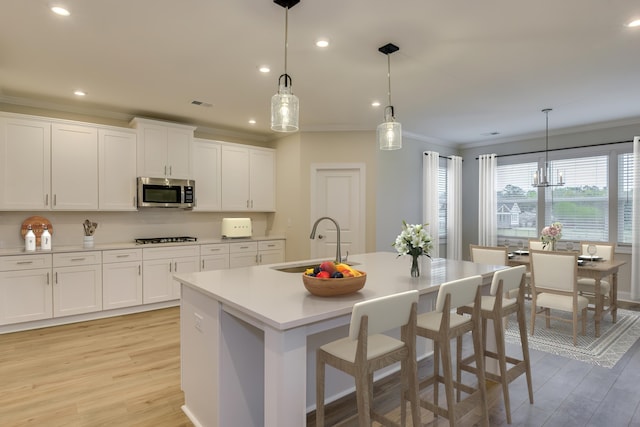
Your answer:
272;261;359;273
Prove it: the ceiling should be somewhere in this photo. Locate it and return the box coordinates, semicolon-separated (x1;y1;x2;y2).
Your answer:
1;0;640;147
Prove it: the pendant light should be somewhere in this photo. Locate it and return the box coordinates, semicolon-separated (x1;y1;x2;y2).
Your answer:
532;108;564;187
377;43;402;150
271;0;300;132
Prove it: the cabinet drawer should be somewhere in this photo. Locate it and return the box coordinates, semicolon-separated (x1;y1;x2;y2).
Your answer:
103;248;142;263
201;244;230;255
229;241;258;254
258;240;284;251
0;254;52;271
142;245;200;260
53;251;102;267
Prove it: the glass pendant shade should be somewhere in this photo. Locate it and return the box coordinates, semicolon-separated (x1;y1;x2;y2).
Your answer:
271;75;299;132
377;105;402;150
377;119;402;150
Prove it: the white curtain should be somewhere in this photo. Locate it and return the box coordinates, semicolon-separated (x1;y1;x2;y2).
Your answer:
447;156;463;260
631;137;640;300
423;151;440;257
478;154;497;246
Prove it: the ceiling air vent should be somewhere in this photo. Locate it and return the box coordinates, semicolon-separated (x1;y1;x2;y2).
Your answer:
191;100;212;107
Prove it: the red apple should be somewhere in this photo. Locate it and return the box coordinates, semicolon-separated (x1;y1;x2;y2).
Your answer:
319;261;336;274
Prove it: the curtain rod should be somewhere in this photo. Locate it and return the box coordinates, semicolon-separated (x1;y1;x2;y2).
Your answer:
474;139;633;160
424;152;461;161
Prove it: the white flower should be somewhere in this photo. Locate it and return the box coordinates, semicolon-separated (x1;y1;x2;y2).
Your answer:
392;220;433;258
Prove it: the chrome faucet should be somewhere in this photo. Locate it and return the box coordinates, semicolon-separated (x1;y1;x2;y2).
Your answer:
310;216;341;263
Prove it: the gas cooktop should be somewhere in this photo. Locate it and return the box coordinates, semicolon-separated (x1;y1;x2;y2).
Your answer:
135;236;197;245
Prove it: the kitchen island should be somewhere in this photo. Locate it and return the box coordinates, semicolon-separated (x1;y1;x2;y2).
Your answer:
175;252;504;427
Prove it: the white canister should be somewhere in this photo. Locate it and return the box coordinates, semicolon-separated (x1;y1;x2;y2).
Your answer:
41;226;52;251
25;226;36;252
83;236;94;249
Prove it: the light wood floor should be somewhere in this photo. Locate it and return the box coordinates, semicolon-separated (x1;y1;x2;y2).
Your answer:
0;308;191;427
3;307;640;426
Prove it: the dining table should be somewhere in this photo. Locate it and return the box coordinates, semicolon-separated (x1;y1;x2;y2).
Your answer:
508;250;626;337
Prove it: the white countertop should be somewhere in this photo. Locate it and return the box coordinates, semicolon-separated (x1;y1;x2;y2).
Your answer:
174;252;503;331
0;235;285;256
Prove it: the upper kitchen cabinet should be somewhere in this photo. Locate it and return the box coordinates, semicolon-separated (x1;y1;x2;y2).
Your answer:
221;144;275;212
99;128;137;210
192;138;222;211
130;118;196;179
0;116;51;210
51;123;99;210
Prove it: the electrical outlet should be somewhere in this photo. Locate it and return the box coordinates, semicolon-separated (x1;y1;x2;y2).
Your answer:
194;313;203;332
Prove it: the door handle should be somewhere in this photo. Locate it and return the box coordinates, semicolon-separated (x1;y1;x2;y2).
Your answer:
317;234;325;240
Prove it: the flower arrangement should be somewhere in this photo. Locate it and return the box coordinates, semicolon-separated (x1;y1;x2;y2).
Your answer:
392;221;433;277
540;221;562;250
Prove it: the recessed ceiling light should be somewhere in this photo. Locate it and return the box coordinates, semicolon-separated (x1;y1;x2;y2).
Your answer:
627;19;640;27
371;101;381;107
74;90;86;96
248;119;257;125
315;39;329;48
51;6;70;16
259;66;270;73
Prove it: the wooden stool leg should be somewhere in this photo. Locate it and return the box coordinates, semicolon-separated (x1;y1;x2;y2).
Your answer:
316;355;325;427
440;338;456;426
455;335;463;403
493;314;511;424
354;368;371;425
472;321;490;426
433;340;440;416
517;302;534;405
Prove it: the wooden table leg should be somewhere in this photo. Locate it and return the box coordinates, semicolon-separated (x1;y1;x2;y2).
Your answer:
594;277;602;338
612;272;618;323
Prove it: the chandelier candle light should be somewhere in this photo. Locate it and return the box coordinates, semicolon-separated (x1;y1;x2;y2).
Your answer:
392;220;433;277
270;0;300;132
533;108;564;187
377;43;402;150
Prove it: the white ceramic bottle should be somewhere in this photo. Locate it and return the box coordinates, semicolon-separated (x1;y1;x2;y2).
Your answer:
41;225;51;251
25;225;36;252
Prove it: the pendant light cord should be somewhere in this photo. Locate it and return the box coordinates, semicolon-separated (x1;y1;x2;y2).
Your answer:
386;54;392;107
283;7;289;85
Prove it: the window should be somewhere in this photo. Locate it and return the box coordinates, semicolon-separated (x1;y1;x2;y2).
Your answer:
497;152;614;243
438;157;447;240
618;152;634;244
496;161;538;240
544;155;608;241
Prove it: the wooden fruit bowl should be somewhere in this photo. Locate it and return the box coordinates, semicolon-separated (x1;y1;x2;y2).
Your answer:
302;271;366;297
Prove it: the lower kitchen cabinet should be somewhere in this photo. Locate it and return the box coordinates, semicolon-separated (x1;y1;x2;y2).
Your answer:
0;254;53;325
257;240;285;265
200;243;229;271
53;252;102;317
229;241;259;268
142;245;199;303
102;249;142;309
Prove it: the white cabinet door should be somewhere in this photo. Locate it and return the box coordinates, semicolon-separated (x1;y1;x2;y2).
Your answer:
221;144;276;212
171;257;199;299
132;118;195;179
230;253;258;268
51;123;98;210
103;260;142;309
257;240;285;265
53;264;102;317
221;144;250;211
99;128;137;210
166;127;192;179
142;258;173;304
201;254;230;271
0;117;51;210
249;149;276;211
192;139;222;211
0;269;52;325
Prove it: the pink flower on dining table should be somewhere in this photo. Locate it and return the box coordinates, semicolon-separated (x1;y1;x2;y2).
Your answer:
540;222;562;249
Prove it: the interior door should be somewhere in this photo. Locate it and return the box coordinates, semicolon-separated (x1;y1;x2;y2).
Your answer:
310;164;365;260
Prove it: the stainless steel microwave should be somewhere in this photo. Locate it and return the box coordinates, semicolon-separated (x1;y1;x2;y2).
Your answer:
137;177;195;209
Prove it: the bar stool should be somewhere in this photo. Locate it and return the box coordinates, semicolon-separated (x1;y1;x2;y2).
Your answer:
316;290;421;426
416;275;489;427
456;265;534;424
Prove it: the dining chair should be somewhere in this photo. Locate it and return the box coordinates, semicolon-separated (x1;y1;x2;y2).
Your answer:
469;244;508;266
316;290;421;426
530;250;588;346
416;275;489;426
456;265;533;424
528;239;546;251
578;241;615;320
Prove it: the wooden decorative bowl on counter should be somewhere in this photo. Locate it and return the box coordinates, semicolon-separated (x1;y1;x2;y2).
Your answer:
302;271;366;297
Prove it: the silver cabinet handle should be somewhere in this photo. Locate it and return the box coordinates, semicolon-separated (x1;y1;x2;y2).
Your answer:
45;194;49;206
55;272;58;284
17;261;33;265
133;196;136;207
71;258;86;262
53;194;57;206
164;165;167;176
202;260;205;270
174;262;178;272
169;166;172;176
169;262;172;273
138;265;141;275
116;255;129;258
46;272;50;285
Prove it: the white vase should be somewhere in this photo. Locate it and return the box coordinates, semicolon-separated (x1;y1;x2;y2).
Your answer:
83;236;94;249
